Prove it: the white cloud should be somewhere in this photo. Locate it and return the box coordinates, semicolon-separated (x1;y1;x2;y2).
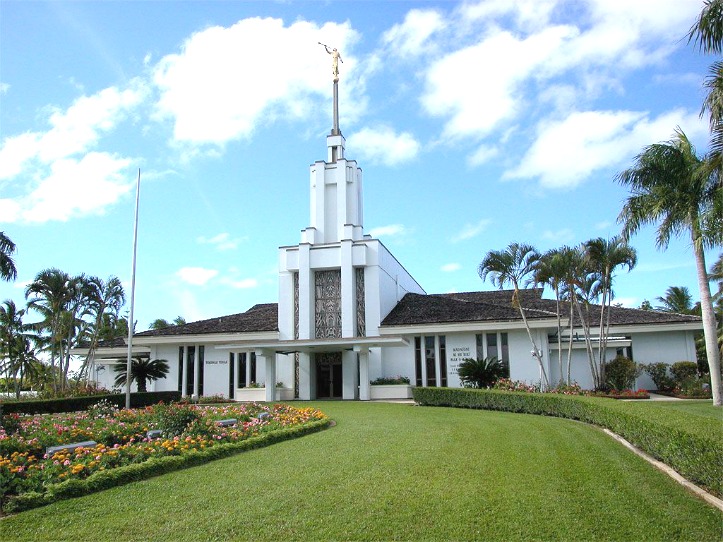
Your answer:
0;82;9;94
0;82;146;223
197;232;243;251
369;224;407;237
451;219;491;243
421;25;577;141
347;125;420;166
176;267;219;286
541;228;575;244
441;263;461;272
220;278;258;289
467;144;499;166
381;9;446;58
505;108;706;189
21;152;134;223
152;17;362;145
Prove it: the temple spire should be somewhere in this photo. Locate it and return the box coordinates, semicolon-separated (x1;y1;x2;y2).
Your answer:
320;43;343;135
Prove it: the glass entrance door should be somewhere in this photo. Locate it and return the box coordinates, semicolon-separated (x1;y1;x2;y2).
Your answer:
316;352;343;399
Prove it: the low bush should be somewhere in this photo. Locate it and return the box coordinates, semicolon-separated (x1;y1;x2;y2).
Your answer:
642;362;675;391
671;361;699;383
457;357;508;389
412;387;721;498
370;376;411;385
604;355;641;391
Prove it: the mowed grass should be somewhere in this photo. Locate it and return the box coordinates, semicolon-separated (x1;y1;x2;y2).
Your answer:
622;398;723;422
1;402;721;541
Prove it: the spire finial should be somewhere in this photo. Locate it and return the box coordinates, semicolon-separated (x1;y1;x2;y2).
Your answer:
319;42;343;135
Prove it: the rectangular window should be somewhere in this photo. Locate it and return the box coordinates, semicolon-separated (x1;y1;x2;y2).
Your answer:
238;353;247;388
186;346;195;396
198;346;205;397
476;334;484;360
414;337;422;387
250;352;257;384
178;347;184;393
228;353;235;398
486;333;498;360
425;336;436;387
501;333;509;364
439;335;447;387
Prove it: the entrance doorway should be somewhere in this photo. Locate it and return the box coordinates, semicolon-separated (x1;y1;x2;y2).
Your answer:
316;352;342;399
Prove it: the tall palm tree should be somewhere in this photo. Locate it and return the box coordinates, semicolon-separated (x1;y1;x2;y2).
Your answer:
656;286;697;314
82;276;125;381
0;232;17;282
536;248;570;385
617;129;722;405
584;236;637;384
479;242;549;388
689;0;723;171
114;357;170;393
25;268;73;393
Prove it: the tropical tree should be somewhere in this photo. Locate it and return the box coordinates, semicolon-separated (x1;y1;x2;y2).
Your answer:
0;300;39;398
0;232;17;282
617;129;723;405
536;248;570;384
149;316;186;330
81;276;125;381
479;242;549;388
584;236;637;385
113;357;170;393
689;0;723;172
457;357;508;389
656;286;698;314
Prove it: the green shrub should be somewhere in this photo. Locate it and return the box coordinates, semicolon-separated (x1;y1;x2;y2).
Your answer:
670;361;698;384
370;376;411;385
412;387;722;498
676;377;712;398
603;356;641;391
642;363;675;391
457;357;509;389
152;402;200;438
0;391;181;415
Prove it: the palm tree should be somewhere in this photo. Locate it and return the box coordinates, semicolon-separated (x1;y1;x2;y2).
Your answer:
25;268;73;392
656;286;697;314
584;236;637;385
536;248;569;385
689;0;723;172
114;357;170;393
82;276;125;381
0;232;17;282
479;242;549;388
149;316;186;330
617;129;723;406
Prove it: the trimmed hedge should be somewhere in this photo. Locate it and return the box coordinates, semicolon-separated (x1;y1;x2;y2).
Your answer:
0;391;181;415
413;387;722;498
4;418;331;514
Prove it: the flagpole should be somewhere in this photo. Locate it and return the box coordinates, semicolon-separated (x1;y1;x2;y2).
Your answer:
125;169;141;410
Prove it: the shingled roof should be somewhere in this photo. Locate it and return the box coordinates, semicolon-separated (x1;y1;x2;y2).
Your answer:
135;303;279;337
381;289;702;327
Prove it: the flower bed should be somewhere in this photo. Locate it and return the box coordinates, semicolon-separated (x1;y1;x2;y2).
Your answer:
1;402;328;512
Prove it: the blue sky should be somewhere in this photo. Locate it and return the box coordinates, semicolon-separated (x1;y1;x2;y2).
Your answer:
0;0;718;330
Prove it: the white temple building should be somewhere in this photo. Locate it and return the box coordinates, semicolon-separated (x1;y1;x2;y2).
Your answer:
86;59;702;401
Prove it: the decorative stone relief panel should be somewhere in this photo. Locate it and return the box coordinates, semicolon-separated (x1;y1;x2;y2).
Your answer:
315;270;342;338
356;267;366;337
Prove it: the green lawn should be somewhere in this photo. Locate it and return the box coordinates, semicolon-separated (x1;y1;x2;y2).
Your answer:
1;402;720;541
622;398;723;421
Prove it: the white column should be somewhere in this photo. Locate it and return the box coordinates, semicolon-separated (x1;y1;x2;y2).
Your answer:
357;347;370;401
340;239;355;338
434;336;442;388
246;353;252;385
298;352;312;400
181;345;188;398
192;345;199;400
298;244;312;340
342;350;358;400
261;350;276;402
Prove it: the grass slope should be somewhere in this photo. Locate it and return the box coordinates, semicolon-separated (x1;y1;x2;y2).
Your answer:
1;402;720;541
